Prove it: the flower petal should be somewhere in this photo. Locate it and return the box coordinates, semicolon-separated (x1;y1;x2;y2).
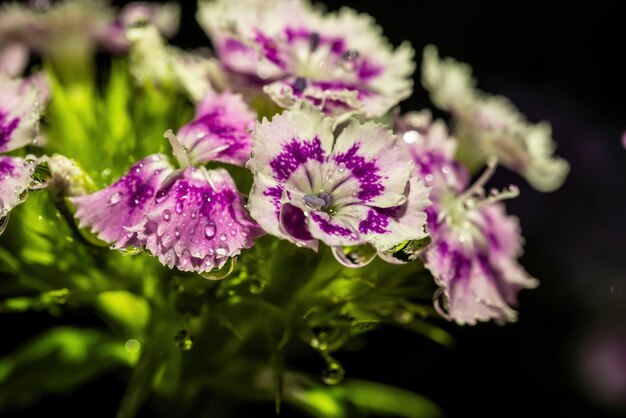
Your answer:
0;156;32;216
332;119;414;207
177;91;256;167
0;74;41;153
248;106;334;180
136;166;263;273
70;154;173;248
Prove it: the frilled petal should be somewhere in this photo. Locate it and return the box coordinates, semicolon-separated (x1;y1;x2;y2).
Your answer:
360;175;430;251
134;166;263;273
421;45;475;112
0;156;33;216
0;74;42;153
422;46;569;192
70;154;173;249
177;91;256;166
424;200;538;325
248;106;334;179
331;119;414;207
198;0;414;117
248;106;427;253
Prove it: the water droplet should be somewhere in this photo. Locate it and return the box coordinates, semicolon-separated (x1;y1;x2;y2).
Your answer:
393;307;414;324
174;330;194;351
219;233;227;242
163;209;171;221
331;244;376;268
321;356;345;385
230;228;237;236
191;210;197;219
108;192;122;205
249;278;266;294
337;162;346;173
175;201;184;214
125;339;141;354
155;189;168;203
175;227;181;238
216;243;229;256
204;224;216;239
119;246;143;256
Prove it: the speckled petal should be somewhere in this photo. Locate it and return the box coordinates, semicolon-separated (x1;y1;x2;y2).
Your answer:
70;154;173;248
0;156;33;216
177;91;256;166
332;119;414;207
361;175;430;252
0;74;41;153
248;106;334;179
135;166;263;273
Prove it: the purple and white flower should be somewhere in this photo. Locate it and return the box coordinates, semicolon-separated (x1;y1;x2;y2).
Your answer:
397;112;538;324
247;105;430;254
198;0;415;117
0;74;43;220
422;45;569;192
0;0;114;56
71;123;264;274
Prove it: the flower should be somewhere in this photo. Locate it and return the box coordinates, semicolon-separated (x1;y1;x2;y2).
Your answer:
397;112;538;324
421;45;569;192
247;105;429;254
0;74;43;221
198;0;415;117
99;1;181;53
0;0;114;56
71;95;265;274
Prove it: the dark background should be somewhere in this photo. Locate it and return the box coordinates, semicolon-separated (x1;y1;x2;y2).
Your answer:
5;1;626;417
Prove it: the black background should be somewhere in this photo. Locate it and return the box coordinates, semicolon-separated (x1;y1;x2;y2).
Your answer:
3;1;626;417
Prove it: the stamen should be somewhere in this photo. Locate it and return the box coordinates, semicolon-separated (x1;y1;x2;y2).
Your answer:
473;185;520;209
458;155;498;202
303;192;331;211
164;129;190;168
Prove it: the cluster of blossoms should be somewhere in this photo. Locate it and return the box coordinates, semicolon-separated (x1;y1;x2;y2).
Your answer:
0;0;568;325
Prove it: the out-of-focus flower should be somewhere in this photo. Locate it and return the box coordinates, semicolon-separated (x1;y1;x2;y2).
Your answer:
0;42;29;77
126;22;223;102
247;105;429;254
397;113;537;324
197;0;415;117
0;0;113;60
422;45;569;192
99;1;180;53
176;91;256;167
0;74;43;222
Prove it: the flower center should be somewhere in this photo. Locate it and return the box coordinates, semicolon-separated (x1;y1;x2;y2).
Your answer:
303;191;331;212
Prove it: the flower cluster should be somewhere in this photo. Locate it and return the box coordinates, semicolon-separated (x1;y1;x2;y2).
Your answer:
0;0;568;330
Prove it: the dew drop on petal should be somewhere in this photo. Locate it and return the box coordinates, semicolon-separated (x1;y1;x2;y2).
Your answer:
175;201;184;214
219;233;227;242
108;192;122;205
163;209;171;221
216;243;229;256
204;224;216;239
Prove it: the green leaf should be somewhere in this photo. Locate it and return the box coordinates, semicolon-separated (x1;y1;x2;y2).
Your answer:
341;379;443;418
0;327;136;412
